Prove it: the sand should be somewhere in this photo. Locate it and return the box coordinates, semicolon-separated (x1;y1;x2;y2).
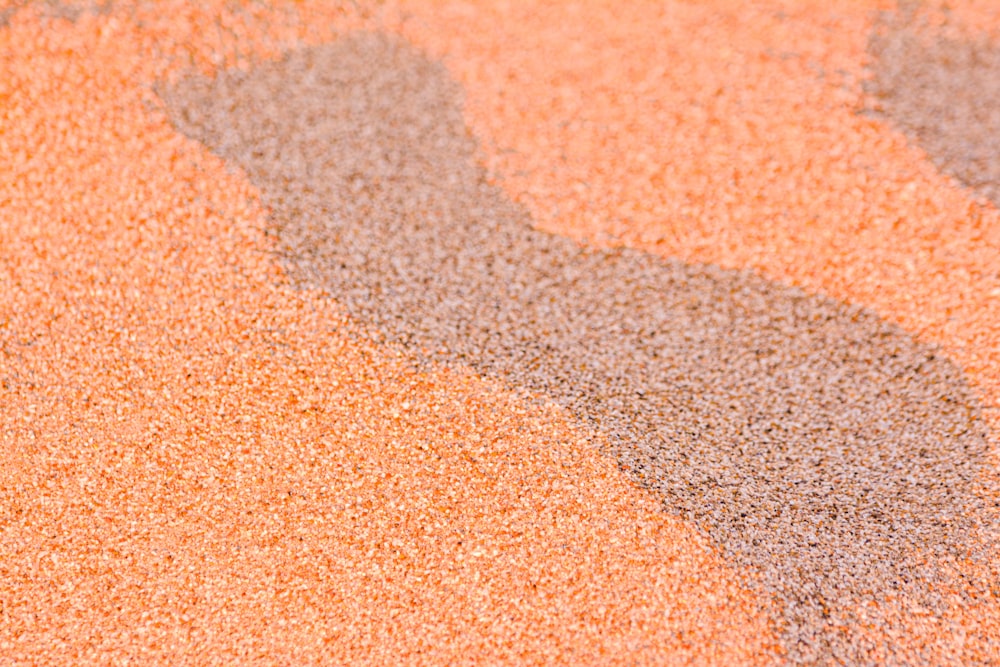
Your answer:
1;1;999;664
161;31;998;664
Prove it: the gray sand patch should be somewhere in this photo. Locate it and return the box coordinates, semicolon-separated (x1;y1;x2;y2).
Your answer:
0;0;112;27
866;5;1000;207
161;33;999;665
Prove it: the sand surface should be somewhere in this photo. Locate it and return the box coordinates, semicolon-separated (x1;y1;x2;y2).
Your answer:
1;1;999;665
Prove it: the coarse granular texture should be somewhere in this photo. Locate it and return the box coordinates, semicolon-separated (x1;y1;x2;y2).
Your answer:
3;0;1000;664
160;31;1000;664
0;3;780;666
866;3;1000;207
378;0;1000;455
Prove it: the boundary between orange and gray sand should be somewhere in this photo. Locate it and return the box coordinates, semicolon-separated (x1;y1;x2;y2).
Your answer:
1;1;998;664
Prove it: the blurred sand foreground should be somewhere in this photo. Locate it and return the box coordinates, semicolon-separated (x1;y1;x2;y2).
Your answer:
1;1;998;664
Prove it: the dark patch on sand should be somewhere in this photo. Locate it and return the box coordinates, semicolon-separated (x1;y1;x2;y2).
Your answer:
866;4;1000;207
161;32;999;664
0;0;112;27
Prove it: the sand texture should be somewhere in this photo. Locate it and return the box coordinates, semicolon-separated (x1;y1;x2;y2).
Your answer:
2;1;999;665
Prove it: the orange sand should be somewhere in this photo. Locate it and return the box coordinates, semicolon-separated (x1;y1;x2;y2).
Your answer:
1;0;997;663
373;0;1000;429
